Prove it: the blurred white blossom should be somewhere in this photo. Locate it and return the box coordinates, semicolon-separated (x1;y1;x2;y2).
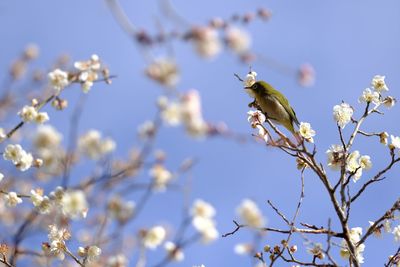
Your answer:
191;199;218;243
138;120;156;139
181;90;208;138
191;199;216;219
149;164;173;191
236;199;265;227
4;192;22;207
61;190;88;219
145;57;179;87
87;245;102;262
106;254;128;267
333;103;353;128
33;125;62;149
143;225;166;249
78;130;116;160
234;243;252;255
107;196;135;224
161;102;182;126
307;243;324;259
164;241;184;261
225;27;251;54
191;26;221;58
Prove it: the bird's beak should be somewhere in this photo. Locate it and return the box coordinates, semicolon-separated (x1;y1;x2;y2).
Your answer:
244;86;251;90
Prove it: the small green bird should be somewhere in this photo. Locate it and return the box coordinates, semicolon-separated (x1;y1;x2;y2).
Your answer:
245;81;300;134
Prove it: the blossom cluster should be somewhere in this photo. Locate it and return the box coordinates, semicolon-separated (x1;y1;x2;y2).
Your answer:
191;199;219;243
159;90;209;138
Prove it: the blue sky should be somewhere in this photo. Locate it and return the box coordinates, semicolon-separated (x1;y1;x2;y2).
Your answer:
1;1;400;266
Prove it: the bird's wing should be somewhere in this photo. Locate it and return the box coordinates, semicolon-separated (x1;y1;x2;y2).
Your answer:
269;88;300;126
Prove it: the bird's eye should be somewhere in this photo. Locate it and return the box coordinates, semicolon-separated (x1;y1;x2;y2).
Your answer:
252;84;258;90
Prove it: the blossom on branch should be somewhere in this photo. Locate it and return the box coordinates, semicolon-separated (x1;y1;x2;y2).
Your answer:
371;75;388;93
298;122;316;143
333;102;353;128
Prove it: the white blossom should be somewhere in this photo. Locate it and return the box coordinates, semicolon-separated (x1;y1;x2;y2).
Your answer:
390;135;400;150
87;246;102;262
191;199;216;219
74;54;101;93
180;90;208;138
161;102;182;126
34;112;49;124
143;226;166;249
18;105;38;122
50;240;65;260
3;144;33;171
192;216;219;243
256;125;269;143
326;144;344;170
0;128;6;141
0;173;3;183
18;151;33;171
234;243;252;255
244;71;257;88
192;26;221;58
380;132;389;145
106;254;128;267
371;75;388;92
236;199;265;227
307;243;325;259
61;190;88;219
78;130;116;160
4;192;22;207
191;199;219;243
107;196;135;224
383;96;396;108
247;110;266;128
145;58;179;87
359;155;372;170
393;225;400;242
33;125;62;149
225;27;251;54
3;144;24;164
149;164;173;191
346;150;363;182
359;88;380;105
340;227;365;264
164;241;184;261
48;69;69;92
138;121;156;139
299;122;316;143
333;103;353;128
384;220;392;233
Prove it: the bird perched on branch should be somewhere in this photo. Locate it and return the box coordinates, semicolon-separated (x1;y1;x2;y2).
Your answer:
245;80;300;134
